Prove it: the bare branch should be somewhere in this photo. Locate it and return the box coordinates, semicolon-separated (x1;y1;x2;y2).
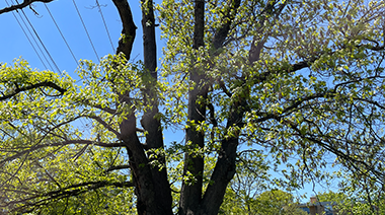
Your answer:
0;0;54;15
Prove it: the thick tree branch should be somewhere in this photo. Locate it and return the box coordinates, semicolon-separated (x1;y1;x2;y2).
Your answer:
112;0;137;59
179;0;207;213
110;1;164;214
249;0;287;64
140;0;173;213
211;0;241;50
199;96;245;215
4;180;134;213
0;81;66;101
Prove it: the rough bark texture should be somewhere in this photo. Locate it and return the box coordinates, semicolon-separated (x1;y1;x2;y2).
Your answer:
198;103;244;215
179;0;242;214
113;0;173;214
112;0;137;59
112;1;170;214
141;0;173;213
179;0;207;214
119;112;158;214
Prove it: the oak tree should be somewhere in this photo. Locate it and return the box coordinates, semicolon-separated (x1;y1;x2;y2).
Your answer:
1;0;385;214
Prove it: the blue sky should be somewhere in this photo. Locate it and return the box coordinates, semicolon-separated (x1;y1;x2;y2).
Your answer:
0;0;147;74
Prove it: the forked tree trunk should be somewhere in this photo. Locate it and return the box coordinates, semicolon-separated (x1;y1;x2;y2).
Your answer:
112;0;245;214
113;0;172;214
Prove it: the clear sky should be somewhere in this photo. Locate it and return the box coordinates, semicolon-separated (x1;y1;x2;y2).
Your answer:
0;0;335;202
0;0;150;75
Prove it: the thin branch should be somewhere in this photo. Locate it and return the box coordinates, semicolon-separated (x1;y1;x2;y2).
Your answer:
105;164;131;173
0;140;125;166
86;115;122;139
0;0;54;15
4;180;134;212
82;99;117;114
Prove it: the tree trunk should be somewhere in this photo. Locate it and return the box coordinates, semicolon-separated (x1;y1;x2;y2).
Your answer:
198;103;245;215
179;0;243;214
112;0;247;214
141;0;173;213
113;0;172;214
179;0;207;214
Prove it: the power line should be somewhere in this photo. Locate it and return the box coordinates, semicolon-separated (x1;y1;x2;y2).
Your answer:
96;0;115;52
44;4;79;67
7;0;54;71
72;0;100;62
5;0;48;70
19;7;61;74
11;0;61;74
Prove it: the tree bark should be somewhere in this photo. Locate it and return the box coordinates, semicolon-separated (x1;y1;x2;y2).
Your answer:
112;0;137;59
179;0;207;214
179;0;244;214
198;104;244;215
141;0;173;213
112;1;170;214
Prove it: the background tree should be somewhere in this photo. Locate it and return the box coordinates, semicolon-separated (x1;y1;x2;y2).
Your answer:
253;190;307;215
337;170;385;214
1;0;385;215
313;189;385;215
316;190;347;203
219;150;270;214
221;188;307;215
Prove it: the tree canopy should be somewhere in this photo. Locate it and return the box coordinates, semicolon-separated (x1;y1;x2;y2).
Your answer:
1;0;385;214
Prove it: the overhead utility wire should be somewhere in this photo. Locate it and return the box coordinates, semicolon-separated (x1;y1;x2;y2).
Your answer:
44;4;79;67
13;0;61;74
71;0;101;132
8;0;53;71
96;0;115;52
5;0;48;70
19;10;61;73
72;0;100;62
